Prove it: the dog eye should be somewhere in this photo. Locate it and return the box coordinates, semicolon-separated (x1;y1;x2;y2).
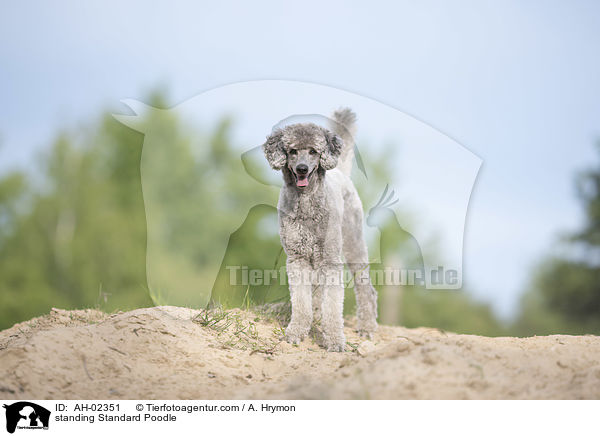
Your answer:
309;149;317;155
289;149;298;155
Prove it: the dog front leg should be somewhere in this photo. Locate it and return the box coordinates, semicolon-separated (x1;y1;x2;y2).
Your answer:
320;265;346;352
285;260;313;344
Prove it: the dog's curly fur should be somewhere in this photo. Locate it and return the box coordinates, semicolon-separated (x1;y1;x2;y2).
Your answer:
262;108;378;352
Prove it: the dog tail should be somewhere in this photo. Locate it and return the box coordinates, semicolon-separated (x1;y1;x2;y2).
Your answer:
330;107;357;177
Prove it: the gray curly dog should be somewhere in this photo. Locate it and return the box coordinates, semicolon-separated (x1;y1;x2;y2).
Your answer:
262;108;378;352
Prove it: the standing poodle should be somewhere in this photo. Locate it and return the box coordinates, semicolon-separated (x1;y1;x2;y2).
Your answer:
262;108;378;351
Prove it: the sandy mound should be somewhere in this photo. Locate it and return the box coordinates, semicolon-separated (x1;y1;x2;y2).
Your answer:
1;306;599;399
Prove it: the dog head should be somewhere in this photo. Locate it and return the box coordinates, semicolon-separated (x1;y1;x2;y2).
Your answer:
262;123;342;190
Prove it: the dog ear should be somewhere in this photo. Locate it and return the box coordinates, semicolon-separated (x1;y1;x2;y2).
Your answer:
262;129;287;170
320;129;343;170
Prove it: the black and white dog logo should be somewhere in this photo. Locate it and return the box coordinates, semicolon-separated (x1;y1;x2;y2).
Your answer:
2;402;50;433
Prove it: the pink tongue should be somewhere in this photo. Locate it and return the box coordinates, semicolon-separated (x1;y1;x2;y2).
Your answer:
296;177;309;187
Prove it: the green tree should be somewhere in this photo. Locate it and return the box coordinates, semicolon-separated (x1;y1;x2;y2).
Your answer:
515;143;600;335
0;94;504;337
0;116;151;329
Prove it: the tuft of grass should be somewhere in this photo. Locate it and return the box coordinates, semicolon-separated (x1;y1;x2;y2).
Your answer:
95;283;112;311
192;306;280;355
346;341;359;353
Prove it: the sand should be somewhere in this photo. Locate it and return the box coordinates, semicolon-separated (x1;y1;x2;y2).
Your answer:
1;306;599;400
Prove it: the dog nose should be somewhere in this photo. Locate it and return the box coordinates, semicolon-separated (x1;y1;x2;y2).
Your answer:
296;164;308;174
296;164;308;175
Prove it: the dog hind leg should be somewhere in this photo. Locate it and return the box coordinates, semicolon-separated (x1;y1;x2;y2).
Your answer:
342;189;378;338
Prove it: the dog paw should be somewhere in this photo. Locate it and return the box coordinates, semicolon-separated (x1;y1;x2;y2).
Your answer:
326;343;346;352
357;329;374;340
285;326;307;345
356;318;377;340
285;335;303;345
322;332;346;352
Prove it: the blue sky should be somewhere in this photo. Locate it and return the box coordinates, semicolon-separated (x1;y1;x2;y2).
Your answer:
1;1;599;318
